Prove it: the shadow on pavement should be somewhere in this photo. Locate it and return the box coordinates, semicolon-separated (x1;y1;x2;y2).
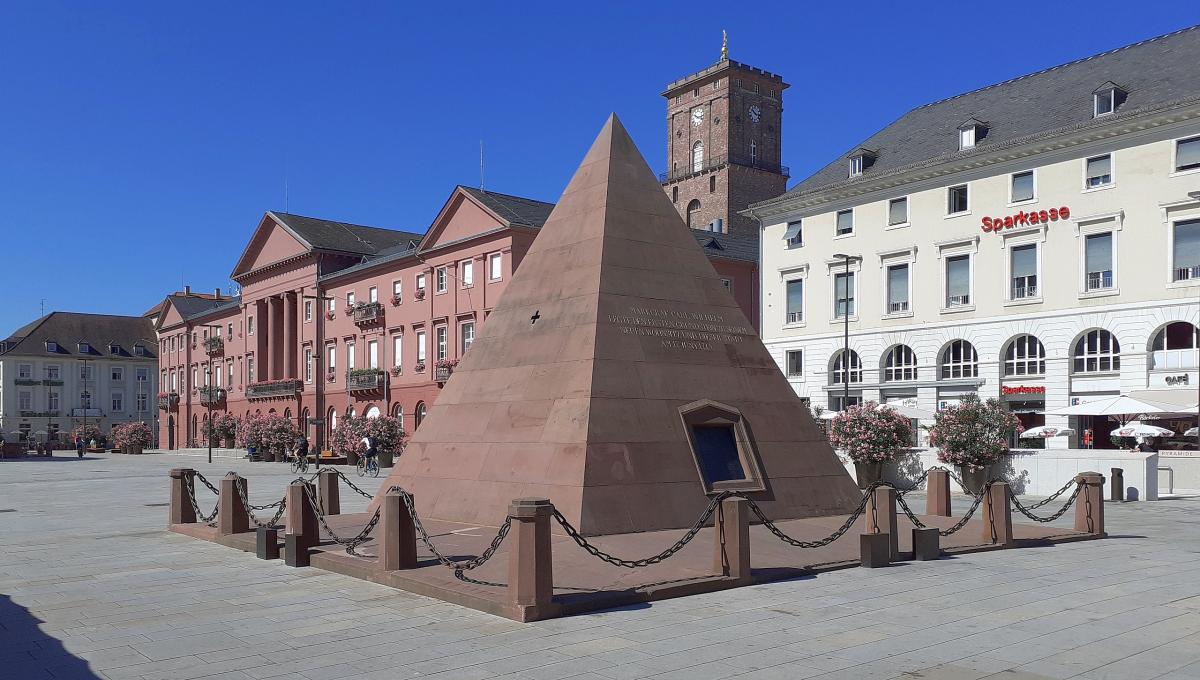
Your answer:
0;595;103;679
0;456;102;462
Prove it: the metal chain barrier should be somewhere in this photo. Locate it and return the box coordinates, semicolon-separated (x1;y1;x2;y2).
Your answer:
184;475;219;525
1009;482;1082;524
193;472;220;496
393;487;511;581
302;486;381;557
1021;478;1077;510
743;482;883;549
232;479;287;529
323;468;376;500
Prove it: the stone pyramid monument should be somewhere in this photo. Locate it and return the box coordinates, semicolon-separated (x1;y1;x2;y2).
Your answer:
379;114;859;535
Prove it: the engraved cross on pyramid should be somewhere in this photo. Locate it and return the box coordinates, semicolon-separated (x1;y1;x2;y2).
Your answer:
378;114;859;535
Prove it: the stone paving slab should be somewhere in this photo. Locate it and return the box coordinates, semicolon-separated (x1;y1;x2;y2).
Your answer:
3;453;1200;680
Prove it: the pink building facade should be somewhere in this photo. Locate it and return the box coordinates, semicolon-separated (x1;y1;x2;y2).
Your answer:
154;186;758;451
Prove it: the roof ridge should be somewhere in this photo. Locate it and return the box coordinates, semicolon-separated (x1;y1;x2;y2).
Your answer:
271;211;410;235
914;24;1199;111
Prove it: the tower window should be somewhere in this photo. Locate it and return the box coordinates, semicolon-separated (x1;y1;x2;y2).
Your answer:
672;186;678;202
686;200;701;229
750;141;757;164
692;140;704;173
709;175;716;193
693;88;699;98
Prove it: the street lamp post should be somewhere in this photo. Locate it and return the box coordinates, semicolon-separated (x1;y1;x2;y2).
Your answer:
832;253;861;411
302;292;334;455
204;364;212;464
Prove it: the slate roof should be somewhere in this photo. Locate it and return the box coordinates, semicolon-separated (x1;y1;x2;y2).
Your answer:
784;25;1200;198
270;212;423;256
692;230;759;263
0;312;156;359
167;295;234;321
459;187;555;228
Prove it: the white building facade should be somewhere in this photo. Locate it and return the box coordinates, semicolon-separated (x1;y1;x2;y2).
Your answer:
0;312;159;445
749;28;1200;449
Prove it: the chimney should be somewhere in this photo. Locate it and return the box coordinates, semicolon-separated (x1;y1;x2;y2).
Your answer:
184;285;191;295
215;287;221;298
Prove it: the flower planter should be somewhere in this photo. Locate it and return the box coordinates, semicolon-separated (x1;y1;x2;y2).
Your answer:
223;436;235;448
346;449;359;467
274;448;286;463
130;444;143;455
854;461;884;489
958;465;991;496
378;450;393;468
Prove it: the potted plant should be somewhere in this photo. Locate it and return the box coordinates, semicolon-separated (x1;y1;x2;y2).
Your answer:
927;394;1023;494
326;310;336;321
364;415;405;468
124;422;153;454
111;423;128;454
829;402;913;488
390;293;402;306
414;288;426;301
214;413;239;448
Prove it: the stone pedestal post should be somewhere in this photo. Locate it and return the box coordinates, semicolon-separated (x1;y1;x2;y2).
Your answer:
1074;472;1106;536
860;533;890;568
712;497;751;584
217;473;249;536
926;469;951;517
861;485;898;560
508;498;554;618
380;489;417;570
982;482;1014;547
912;527;940;560
318;469;340;516
285;480;318;567
1110;468;1124;502
169;468;196;525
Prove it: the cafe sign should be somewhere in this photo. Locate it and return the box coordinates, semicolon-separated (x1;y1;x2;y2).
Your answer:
982;206;1070;233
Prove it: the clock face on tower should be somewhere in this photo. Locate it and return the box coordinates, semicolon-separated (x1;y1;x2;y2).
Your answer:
691;108;705;127
748;105;761;123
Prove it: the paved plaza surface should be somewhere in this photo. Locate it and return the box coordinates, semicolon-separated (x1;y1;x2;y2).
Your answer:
3;453;1200;680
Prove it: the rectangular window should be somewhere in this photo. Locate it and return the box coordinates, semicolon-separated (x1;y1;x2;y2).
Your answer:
346;291;355;306
489;253;502;280
80;364;93;380
192;367;198;387
959;127;975;149
227;362;234;387
1085;233;1114;290
170;371;177;391
327;297;336;313
215;366;222;388
888;198;907;226
304;300;313;322
392;335;403;367
136;392;148;412
304;348;313;382
18;392;31;411
947;184;969;214
785;279;803;324
135;368;148;382
835;209;853;236
785;350;803;378
248;358;255;383
461;322;475;354
1085;154;1112;188
1010;244;1038;299
435;267;447;293
392;280;402;298
416;273;426;291
416;331;427;362
111;393;123;412
849;156;863;177
1011;171;1035;203
347;342;356;370
327;345;336;372
834;272;855;318
367;340;379;369
80;391;92;409
887;264;910;313
1176;136;1200;172
783;220;802;247
1094;89;1114;116
111;366;124;381
1173;219;1200;282
461;261;474;287
48;391;59;411
368;287;378;303
17;363;31;379
945;255;971;307
227;323;233;337
436;326;447;360
248;316;255;334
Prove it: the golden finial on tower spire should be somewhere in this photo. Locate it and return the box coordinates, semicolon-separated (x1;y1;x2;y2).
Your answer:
720;30;728;60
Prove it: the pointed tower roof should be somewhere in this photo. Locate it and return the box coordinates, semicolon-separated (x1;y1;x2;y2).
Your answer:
379;114;857;535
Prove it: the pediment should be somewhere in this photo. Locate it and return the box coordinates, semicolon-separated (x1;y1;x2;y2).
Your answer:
230;213;312;279
417;188;508;252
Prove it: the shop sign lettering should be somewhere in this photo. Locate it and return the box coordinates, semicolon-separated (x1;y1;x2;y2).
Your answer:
1001;385;1046;395
982;206;1070;233
1165;375;1189;386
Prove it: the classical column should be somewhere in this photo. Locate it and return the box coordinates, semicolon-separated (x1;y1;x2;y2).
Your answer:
255;300;268;383
284;292;298;380
266;296;281;381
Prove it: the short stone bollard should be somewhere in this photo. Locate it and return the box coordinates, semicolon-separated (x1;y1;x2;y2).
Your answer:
982;482;1014;548
379;489;417;571
712;497;751;584
861;485;899;561
860;532;890;568
912;527;940;560
508;497;554;620
1110;468;1124;502
217;473;250;536
318;469;340;516
926;469;952;517
1074;472;1106;536
169;468;197;525
256;527;280;560
285;480;318;567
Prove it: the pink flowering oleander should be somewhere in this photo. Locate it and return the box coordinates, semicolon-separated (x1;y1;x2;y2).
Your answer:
330;414;405;458
829;401;913;464
927;394;1024;470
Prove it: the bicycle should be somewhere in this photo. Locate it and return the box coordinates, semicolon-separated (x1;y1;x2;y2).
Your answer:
290;451;309;475
356;455;379;478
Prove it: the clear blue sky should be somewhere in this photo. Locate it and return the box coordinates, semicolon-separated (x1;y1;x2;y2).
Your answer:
0;1;1194;334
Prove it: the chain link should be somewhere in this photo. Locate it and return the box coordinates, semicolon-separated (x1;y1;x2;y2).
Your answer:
232;478;287;529
193;471;220;496
392;487;511;580
743;483;882;549
1009;482;1082;524
321;468;376;500
1022;478;1078;510
935;483;988;537
301;485;381;556
184;475;219;525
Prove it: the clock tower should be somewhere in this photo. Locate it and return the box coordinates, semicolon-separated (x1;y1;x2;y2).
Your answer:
661;37;789;238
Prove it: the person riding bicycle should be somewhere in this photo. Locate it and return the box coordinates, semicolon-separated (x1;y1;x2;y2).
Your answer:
291;435;310;473
361;434;379;466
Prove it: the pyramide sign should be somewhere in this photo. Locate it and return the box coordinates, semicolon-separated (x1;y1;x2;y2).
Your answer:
380;115;859;535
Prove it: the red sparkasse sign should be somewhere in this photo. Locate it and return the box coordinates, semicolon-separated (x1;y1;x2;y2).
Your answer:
982;206;1070;233
1002;385;1046;395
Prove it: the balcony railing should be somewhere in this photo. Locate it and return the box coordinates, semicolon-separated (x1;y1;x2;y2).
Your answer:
946;295;971;307
245;379;302;399
1173;265;1200;282
158;393;179;410
888;301;909;313
14;378;39;386
1011;276;1038;300
347;369;385;391
352;301;384;325
198;386;226;405
1086;270;1114;291
203;336;224;355
1150;348;1199;371
786;311;803;324
658;153;790;183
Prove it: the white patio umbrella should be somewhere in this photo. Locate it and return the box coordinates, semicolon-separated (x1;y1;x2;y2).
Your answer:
1110;422;1175;439
1184;427;1198;438
881;403;936;420
1048;395;1188;424
817;411;840;421
1020;425;1076;439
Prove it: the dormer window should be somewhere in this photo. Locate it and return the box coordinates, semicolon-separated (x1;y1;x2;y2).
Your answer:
109;344;120;355
848;148;876;178
957;119;988;150
134;344;146;357
78;342;91;354
1092;82;1126;118
46;341;58;353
